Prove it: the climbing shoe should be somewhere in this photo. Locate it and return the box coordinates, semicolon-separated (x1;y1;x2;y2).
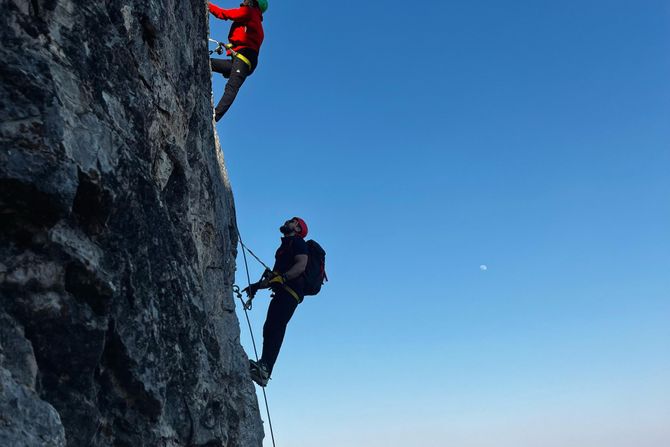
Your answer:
249;359;270;387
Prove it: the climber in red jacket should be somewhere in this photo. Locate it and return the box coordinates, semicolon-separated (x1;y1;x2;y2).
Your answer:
208;1;266;121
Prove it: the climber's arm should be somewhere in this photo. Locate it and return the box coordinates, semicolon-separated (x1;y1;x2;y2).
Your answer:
208;3;252;22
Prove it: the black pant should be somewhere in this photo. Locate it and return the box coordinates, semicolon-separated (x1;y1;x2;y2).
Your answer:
210;57;251;121
261;289;300;374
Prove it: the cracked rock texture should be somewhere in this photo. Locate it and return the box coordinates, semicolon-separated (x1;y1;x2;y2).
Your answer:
0;1;264;446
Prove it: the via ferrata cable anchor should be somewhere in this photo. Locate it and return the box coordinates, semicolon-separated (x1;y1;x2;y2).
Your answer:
208;38;225;55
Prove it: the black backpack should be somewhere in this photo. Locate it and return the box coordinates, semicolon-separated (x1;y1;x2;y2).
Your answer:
303;240;327;296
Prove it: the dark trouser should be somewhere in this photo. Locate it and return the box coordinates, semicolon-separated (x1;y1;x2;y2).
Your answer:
261;289;300;374
210;57;251;121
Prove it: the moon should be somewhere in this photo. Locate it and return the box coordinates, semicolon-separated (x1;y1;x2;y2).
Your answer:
479;264;488;271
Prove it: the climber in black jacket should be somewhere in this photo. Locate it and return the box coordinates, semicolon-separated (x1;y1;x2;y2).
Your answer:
243;217;308;386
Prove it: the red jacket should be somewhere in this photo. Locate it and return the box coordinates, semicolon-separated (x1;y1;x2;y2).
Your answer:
208;3;264;54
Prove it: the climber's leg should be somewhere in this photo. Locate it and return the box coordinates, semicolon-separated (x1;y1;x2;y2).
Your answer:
210;58;232;77
214;57;250;121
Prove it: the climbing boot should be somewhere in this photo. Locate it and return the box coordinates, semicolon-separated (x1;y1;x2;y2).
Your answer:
214;109;224;122
249;359;270;387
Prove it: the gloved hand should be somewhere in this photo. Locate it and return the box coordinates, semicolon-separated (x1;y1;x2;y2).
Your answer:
241;283;255;298
242;271;278;298
242;282;261;298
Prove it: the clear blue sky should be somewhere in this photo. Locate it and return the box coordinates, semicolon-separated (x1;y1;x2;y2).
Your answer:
209;1;670;446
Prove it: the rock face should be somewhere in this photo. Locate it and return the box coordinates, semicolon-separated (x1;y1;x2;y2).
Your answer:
0;1;264;446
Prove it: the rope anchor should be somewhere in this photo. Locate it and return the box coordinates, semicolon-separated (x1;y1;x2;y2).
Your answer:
233;284;254;310
208;38;226;55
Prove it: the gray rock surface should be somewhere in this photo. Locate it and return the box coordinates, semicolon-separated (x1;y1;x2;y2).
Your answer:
0;313;65;447
0;0;264;445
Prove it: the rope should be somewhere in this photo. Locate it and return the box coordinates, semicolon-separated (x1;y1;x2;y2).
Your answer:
238;236;272;271
235;228;277;447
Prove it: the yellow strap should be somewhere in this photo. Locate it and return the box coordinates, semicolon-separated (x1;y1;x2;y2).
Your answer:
282;284;303;303
235;52;252;70
224;43;253;70
268;270;302;303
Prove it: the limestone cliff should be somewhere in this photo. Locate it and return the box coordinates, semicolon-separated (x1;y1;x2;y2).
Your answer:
0;1;263;445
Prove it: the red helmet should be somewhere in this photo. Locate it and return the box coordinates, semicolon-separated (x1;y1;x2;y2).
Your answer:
293;217;308;238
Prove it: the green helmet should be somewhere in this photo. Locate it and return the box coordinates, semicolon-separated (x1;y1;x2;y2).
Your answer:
257;0;268;13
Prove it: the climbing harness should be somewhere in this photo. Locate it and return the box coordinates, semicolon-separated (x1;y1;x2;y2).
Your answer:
237;237;303;305
234;228;277;447
250;268;303;307
277;281;302;303
208;38;253;71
